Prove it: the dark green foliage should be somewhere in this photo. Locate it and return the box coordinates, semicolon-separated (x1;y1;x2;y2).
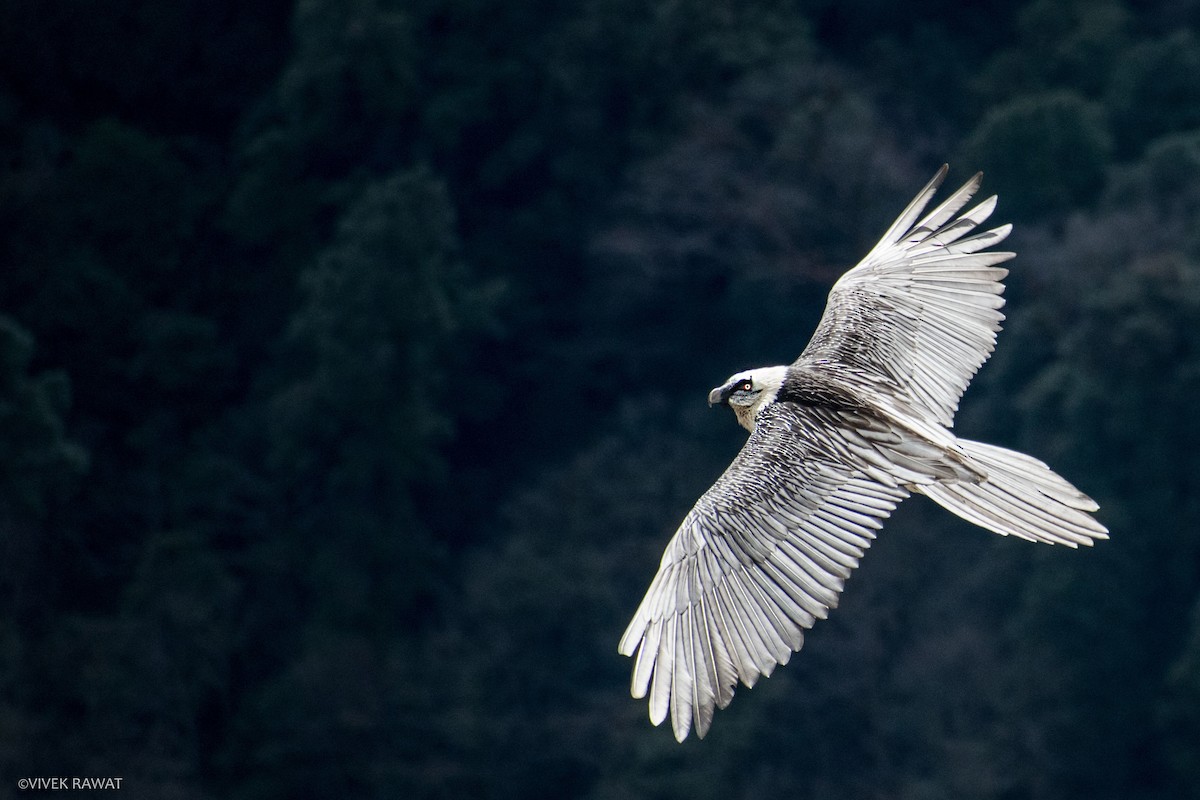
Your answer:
0;319;86;519
1;1;1199;798
981;0;1131;99
265;167;496;627
1163;602;1200;790
960;91;1113;219
1107;30;1200;156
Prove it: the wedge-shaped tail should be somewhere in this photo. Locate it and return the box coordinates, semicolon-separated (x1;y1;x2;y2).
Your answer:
917;439;1108;546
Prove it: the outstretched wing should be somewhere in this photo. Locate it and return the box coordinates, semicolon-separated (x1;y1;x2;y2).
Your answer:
618;402;916;741
795;166;1015;427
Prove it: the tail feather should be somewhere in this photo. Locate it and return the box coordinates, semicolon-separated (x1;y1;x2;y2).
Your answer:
916;440;1108;547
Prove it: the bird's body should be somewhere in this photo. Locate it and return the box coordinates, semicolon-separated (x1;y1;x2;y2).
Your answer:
619;166;1108;742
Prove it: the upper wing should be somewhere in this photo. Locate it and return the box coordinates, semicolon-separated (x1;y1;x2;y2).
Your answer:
795;166;1015;427
618;402;917;741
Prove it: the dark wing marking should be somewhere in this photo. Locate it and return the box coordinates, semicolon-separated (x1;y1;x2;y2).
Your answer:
795;166;1015;427
618;402;916;741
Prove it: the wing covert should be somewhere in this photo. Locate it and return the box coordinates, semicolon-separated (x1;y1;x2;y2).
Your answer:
618;403;911;741
795;166;1015;426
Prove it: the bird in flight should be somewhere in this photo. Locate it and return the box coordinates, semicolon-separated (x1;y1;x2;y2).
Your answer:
618;165;1108;742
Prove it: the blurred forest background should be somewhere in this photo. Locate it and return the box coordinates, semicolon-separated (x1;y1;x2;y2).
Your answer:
2;0;1200;797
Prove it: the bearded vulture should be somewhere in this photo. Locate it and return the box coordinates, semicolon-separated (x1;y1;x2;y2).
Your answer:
618;165;1108;742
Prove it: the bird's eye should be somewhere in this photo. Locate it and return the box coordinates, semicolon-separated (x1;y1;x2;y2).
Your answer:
739;380;753;392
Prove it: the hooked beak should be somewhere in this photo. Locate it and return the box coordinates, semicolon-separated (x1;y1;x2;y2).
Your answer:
708;384;730;407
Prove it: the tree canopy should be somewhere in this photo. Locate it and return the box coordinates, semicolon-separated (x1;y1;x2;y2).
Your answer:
2;1;1199;797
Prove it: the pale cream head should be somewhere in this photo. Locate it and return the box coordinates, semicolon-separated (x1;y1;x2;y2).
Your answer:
708;365;788;431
